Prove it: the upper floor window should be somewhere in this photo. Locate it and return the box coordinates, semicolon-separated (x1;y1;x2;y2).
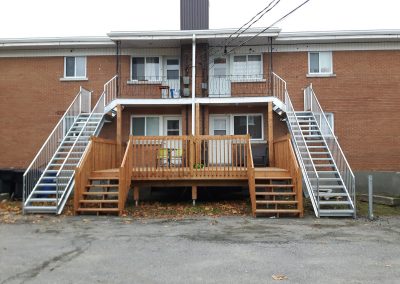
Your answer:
132;57;160;81
308;52;332;75
64;56;86;78
232;55;262;78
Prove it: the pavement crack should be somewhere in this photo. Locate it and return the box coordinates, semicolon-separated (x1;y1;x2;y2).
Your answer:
1;239;93;284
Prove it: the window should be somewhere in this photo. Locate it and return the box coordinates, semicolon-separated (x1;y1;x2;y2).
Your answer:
132;57;160;81
131;116;159;136
64;56;86;78
166;119;180;136
166;59;179;80
308;52;332;74
233;114;263;139
232;54;262;78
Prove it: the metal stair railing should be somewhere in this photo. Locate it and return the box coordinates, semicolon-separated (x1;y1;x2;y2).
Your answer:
271;72;286;102
104;75;118;107
304;84;356;214
55;91;106;213
284;90;321;217
23;87;91;210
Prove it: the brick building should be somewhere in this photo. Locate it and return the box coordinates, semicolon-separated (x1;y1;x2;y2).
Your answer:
0;23;399;216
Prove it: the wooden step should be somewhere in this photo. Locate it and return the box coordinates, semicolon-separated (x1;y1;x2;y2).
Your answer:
255;192;296;196
255;184;294;188
76;208;119;212
82;192;119;196
89;176;119;180
256;200;298;205
86;184;119;188
255;209;300;214
79;200;118;204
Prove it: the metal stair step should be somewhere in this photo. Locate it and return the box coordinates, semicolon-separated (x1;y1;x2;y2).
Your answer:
319;209;354;217
28;198;58;202
318;192;348;197
314;185;344;189
319;200;351;205
314;164;335;167
32;190;64;195
23;206;57;213
37;183;68;186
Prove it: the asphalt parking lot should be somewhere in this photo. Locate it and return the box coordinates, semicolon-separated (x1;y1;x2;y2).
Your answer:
0;216;399;284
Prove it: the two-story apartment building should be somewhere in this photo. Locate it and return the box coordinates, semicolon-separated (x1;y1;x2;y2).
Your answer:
1;2;399;218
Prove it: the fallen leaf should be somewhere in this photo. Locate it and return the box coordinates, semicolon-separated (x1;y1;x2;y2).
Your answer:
272;274;288;281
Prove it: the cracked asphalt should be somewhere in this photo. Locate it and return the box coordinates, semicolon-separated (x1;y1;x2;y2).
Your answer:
0;216;399;284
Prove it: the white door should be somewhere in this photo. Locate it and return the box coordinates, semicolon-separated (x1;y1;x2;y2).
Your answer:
163;117;182;166
209;116;231;165
209;57;231;97
164;58;180;98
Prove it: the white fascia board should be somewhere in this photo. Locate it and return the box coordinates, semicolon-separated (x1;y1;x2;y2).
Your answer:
0;37;114;49
105;98;193;112
195;96;284;107
108;27;281;41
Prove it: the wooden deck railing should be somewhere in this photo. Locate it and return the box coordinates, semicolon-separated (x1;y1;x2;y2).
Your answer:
130;135;251;179
274;135;304;216
246;137;256;215
74;137;118;214
119;136;133;212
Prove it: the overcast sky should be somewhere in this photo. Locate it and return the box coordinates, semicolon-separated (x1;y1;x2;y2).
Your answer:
1;0;400;38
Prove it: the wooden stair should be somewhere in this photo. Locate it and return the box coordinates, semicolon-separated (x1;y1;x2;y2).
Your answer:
76;175;120;215
249;168;303;217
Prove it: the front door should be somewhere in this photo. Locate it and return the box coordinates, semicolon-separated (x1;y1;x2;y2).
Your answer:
209;116;231;165
209;57;231;97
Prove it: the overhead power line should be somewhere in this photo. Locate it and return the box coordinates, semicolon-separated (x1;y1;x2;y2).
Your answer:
225;0;311;55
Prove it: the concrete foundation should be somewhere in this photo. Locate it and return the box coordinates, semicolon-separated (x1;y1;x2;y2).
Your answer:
355;171;400;196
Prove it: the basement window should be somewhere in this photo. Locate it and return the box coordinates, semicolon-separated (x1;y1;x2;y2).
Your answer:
308;52;333;76
63;56;87;79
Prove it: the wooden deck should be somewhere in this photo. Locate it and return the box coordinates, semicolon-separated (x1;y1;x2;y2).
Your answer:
74;135;303;217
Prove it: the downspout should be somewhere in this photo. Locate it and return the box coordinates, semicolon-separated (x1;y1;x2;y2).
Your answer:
191;33;196;135
116;40;121;98
269;37;273;95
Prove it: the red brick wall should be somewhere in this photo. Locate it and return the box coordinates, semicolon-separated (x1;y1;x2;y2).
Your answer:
0;55;116;169
267;51;400;171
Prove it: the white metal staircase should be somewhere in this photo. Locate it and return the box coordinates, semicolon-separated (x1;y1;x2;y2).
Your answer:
23;88;106;214
284;84;356;217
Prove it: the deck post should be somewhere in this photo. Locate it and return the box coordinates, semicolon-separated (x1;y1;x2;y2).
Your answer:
133;185;139;206
116;104;122;164
268;102;274;166
192;185;197;206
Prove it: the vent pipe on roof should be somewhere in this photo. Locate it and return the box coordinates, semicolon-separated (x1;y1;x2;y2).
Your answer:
180;0;209;30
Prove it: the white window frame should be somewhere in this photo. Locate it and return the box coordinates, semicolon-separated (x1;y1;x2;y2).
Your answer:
131;115;161;136
130;56;162;83
130;115;182;136
63;56;87;79
231;113;264;141
308;51;333;75
230;54;263;81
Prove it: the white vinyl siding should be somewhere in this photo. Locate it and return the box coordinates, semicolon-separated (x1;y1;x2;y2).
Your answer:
308;52;333;74
64;56;86;78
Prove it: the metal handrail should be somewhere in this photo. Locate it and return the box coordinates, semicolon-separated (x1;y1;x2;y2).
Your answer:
55;91;105;208
284;90;321;216
23;88;90;207
304;85;356;210
271;72;287;102
104;75;118;107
